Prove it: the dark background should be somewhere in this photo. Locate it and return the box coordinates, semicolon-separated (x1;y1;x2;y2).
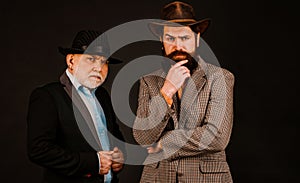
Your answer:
1;0;299;182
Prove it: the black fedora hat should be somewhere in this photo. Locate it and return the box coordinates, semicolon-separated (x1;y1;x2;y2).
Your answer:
58;30;121;64
149;1;211;37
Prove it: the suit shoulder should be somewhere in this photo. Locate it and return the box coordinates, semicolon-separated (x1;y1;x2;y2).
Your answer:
30;82;63;96
34;82;62;90
141;69;165;83
206;63;234;81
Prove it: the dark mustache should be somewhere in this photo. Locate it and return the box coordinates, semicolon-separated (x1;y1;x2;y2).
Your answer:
164;50;198;74
166;50;191;61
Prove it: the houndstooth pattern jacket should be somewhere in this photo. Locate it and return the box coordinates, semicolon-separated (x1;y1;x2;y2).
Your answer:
133;57;235;183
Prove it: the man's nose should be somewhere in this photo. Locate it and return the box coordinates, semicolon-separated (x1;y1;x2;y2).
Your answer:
93;63;103;72
174;39;183;50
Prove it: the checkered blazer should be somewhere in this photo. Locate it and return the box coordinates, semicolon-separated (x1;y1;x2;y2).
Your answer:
133;58;234;183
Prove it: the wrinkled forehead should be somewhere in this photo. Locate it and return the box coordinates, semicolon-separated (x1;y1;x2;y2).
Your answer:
163;26;195;36
73;54;108;61
83;54;107;59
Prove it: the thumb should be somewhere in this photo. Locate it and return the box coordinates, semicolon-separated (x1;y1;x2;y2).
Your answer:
113;147;119;152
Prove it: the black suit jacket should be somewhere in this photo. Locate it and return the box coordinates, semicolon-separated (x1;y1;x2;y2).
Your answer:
27;72;124;183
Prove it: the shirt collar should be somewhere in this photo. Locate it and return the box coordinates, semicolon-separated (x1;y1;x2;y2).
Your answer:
65;69;97;95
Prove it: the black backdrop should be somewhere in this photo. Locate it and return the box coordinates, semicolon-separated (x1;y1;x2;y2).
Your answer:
1;0;299;182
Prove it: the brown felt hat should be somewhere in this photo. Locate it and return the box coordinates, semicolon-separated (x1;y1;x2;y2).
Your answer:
149;1;211;36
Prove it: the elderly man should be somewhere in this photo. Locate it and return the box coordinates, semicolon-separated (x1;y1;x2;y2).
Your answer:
133;1;234;182
27;30;124;183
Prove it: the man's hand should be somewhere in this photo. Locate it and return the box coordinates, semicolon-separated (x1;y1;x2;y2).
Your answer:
147;141;162;154
162;60;190;98
111;147;124;172
98;151;113;175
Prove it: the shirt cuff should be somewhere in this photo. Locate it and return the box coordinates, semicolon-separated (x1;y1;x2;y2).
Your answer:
97;152;101;173
160;89;173;107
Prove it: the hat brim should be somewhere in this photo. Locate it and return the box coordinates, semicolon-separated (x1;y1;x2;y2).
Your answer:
148;18;211;37
58;47;122;64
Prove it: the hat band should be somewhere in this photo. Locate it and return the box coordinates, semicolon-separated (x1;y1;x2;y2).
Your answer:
82;45;104;53
168;19;196;23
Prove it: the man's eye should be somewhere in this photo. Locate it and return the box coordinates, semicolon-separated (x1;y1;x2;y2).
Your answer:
166;37;175;42
181;37;189;41
87;57;95;62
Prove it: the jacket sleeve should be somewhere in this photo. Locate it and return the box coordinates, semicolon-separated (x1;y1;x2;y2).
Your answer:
133;77;177;146
27;87;99;177
160;70;235;159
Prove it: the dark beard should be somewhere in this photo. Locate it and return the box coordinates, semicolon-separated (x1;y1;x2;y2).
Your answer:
164;50;198;74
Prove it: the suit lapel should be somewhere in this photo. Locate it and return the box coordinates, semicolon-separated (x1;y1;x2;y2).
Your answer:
150;65;209;129
60;72;102;151
179;66;208;128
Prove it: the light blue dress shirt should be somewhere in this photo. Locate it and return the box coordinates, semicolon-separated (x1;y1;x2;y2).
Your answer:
66;70;112;183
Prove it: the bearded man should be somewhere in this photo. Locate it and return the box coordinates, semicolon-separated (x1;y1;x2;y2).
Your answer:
133;1;234;182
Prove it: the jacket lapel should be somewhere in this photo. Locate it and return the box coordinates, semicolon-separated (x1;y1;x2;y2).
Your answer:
60;72;102;151
179;63;208;128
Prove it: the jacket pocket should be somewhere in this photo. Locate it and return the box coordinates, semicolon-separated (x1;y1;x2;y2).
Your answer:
199;161;229;173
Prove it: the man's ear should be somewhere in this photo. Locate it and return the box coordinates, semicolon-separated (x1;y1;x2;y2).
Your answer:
159;36;164;50
196;33;200;47
66;54;74;70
